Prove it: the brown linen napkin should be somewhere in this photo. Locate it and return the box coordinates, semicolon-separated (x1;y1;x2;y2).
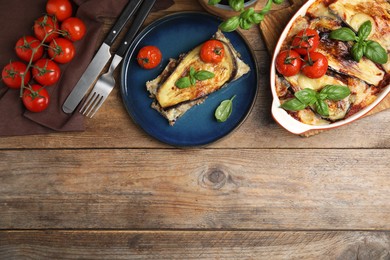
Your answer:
0;0;128;136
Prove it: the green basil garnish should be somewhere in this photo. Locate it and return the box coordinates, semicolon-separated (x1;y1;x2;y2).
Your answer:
208;0;221;5
175;66;215;89
229;0;244;11
215;95;236;122
330;20;388;64
219;16;240;32
281;85;350;117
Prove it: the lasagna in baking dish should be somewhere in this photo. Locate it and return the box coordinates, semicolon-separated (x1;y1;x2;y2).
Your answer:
275;0;390;126
146;30;250;125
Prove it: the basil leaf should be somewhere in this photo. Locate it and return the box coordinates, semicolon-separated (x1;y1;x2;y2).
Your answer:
190;76;196;86
317;92;328;101
330;27;356;42
364;40;388;64
280;98;307;111
215;95;236;122
239;18;253;30
315;100;329;116
272;0;284;4
240;7;255;20
249;12;264;24
351;42;364;62
175;77;191;89
208;0;221;5
294;88;317;106
219;16;240;32
320;85;350;101
189;66;196;78
194;70;215;81
358;20;372;41
228;0;244;11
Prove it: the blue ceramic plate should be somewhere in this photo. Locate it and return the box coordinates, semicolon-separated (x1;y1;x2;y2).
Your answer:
121;12;258;147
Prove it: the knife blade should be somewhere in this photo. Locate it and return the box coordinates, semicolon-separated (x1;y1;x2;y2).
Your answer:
62;0;144;114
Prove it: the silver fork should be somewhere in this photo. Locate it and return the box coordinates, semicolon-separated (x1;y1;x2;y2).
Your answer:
79;0;156;118
79;54;122;118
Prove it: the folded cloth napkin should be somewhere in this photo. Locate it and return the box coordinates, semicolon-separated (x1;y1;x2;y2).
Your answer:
0;0;129;136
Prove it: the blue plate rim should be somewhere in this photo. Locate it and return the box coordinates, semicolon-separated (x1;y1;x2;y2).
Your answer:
120;11;259;148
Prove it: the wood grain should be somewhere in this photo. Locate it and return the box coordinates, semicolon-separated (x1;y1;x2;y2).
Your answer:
1;149;389;230
1;231;389;259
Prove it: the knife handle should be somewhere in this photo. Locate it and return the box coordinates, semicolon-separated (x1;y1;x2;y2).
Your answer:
116;0;157;57
104;0;144;46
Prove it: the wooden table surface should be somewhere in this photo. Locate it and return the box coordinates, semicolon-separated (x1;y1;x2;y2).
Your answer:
1;0;390;259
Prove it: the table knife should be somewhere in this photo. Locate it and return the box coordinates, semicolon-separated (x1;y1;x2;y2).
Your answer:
62;0;143;114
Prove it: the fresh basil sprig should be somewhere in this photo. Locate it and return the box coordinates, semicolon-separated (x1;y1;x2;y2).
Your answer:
215;95;236;122
281;85;351;117
209;0;284;32
175;66;215;89
330;20;388;64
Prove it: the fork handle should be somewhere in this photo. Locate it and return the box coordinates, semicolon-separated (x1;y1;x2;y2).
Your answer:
116;0;157;57
104;0;144;46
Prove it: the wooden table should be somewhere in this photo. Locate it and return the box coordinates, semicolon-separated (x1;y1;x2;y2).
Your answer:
1;0;390;259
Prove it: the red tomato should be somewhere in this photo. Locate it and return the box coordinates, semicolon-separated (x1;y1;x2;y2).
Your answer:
137;46;162;69
32;59;61;86
200;39;225;64
22;84;49;112
292;28;320;55
46;0;73;22
1;61;31;89
301;52;328;79
15;36;44;62
48;38;75;64
275;49;302;77
33;15;59;43
61;17;86;41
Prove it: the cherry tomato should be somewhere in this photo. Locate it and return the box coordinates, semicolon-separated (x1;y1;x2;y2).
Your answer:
32;59;61;86
15;36;44;63
33;15;59;43
301;52;328;79
137;46;162;69
291;28;320;55
200;39;225;64
22;84;49;113
275;49;302;77
48;38;75;64
1;61;31;89
61;17;86;42
46;0;73;22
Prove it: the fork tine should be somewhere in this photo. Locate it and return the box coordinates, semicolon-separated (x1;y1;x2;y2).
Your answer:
86;95;105;118
80;91;98;115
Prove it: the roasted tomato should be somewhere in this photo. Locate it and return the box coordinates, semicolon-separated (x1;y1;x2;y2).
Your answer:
200;39;225;64
32;59;61;86
137;46;162;69
22;84;49;112
275;49;302;77
15;36;44;62
46;0;73;22
291;28;320;55
61;17;86;41
1;61;31;89
48;38;75;64
301;51;328;79
33;15;59;43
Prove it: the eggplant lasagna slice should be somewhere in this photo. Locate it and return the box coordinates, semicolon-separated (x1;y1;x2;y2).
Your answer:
276;0;389;126
146;30;250;125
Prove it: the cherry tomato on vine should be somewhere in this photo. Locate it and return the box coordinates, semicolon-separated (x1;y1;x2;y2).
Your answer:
33;15;59;43
61;17;86;41
15;36;44;63
136;46;162;69
22;84;50;113
291;28;320;55
1;61;31;89
275;49;302;77
301;51;328;79
48;38;75;64
46;0;73;22
32;59;61;86
200;39;225;64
